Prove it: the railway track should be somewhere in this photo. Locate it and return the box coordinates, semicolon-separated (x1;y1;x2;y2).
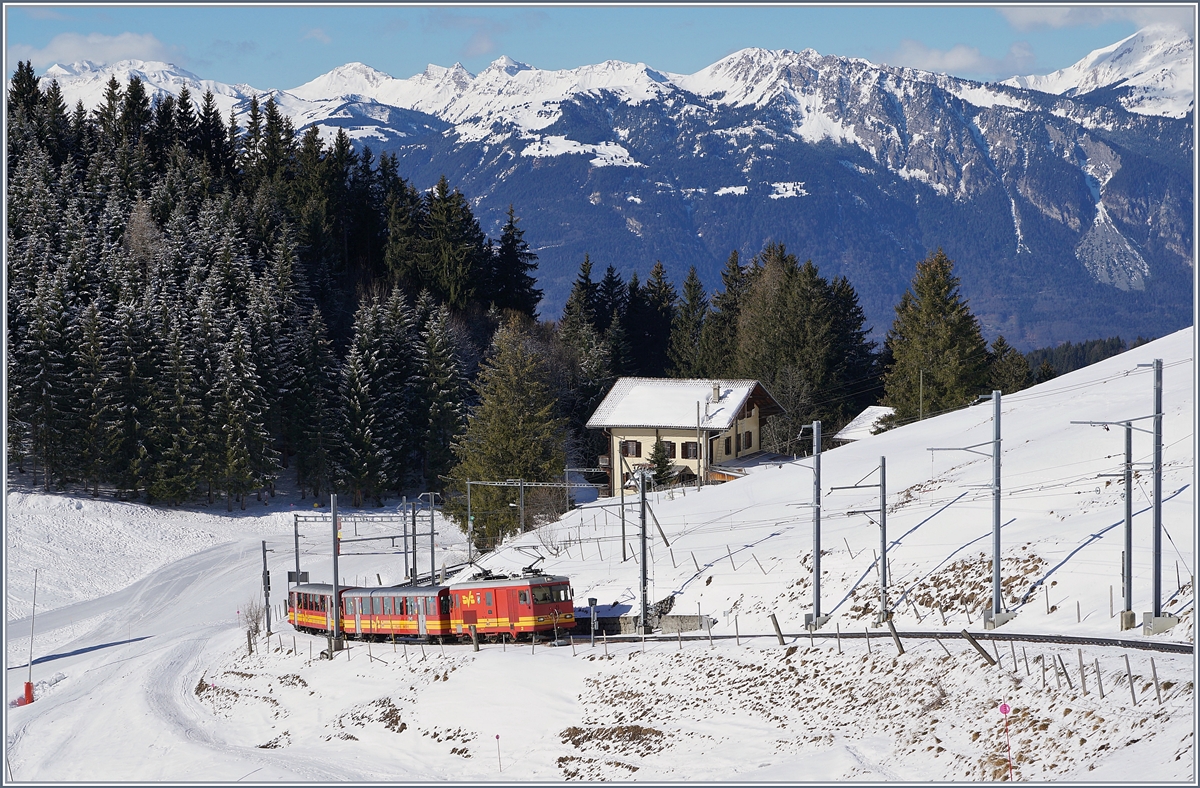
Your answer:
580;629;1194;654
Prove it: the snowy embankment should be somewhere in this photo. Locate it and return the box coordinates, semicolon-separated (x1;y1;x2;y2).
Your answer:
4;328;1195;781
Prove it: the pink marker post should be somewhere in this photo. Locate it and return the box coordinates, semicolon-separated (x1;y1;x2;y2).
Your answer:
999;702;1013;781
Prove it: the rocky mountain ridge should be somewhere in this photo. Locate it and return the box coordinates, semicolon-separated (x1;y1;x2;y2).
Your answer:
32;26;1194;347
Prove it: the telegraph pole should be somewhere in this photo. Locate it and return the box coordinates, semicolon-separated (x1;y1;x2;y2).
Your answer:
638;470;651;634
930;391;1012;629
330;493;341;650
262;541;273;636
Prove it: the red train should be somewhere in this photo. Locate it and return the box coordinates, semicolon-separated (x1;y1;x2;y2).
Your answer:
288;570;576;643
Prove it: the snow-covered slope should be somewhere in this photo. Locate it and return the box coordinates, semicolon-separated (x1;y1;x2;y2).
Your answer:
1003;24;1194;118
4;329;1194;781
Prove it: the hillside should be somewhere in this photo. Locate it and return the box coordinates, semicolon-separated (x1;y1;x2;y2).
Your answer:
4;328;1194;781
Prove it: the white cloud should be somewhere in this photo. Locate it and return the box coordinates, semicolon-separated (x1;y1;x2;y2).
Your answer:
302;28;332;45
1000;6;1194;35
885;39;1037;79
8;32;174;71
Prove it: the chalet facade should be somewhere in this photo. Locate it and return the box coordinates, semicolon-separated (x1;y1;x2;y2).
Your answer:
585;378;785;494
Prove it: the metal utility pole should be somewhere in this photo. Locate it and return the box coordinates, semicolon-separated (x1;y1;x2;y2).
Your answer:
1072;359;1172;633
293;516;301;589
418;492;438;582
696;401;703;490
638;471;651;634
919;369;924;421
1151;358;1163;618
262;541;273;635
331;494;341;645
834;456;889;626
402;496;410;580
410;501;418;584
466;483;473;564
930;391;1012;629
807;422;829;630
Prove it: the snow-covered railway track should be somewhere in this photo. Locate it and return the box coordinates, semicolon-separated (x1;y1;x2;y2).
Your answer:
587;629;1193;654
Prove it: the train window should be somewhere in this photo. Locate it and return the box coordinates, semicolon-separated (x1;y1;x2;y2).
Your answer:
518;590;529;604
554;586;570;602
485;592;493;607
440;596;450;614
373;597;383;615
532;586;552;604
384;597;392;615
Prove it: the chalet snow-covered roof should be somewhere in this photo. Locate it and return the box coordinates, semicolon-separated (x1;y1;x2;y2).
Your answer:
832;405;894;442
586;378;784;431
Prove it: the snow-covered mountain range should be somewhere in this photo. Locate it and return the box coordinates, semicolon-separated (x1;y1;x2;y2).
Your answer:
1002;24;1194;118
32;26;1194;346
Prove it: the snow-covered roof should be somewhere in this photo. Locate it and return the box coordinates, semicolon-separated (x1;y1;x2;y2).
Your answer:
832;405;893;442
585;378;784;431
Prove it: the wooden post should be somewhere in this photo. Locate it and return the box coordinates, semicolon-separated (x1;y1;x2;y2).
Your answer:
960;629;996;666
1057;654;1073;690
1094;659;1105;699
835;623;841;654
865;628;871;655
934;636;952;657
1076;600;1081;623
727;546;736;571
603;631;609;657
754;555;768;575
939;605;947;626
677;629;682;650
992;639;1002;668
1045;586;1050;615
770;613;785;645
692;552;701;573
886;619;904;656
735;615;740;646
1109;585;1114;618
1124;654;1137;705
1022;646;1030;676
470;624;479;652
247;630;254;656
1150;657;1162;705
1009;640;1018;672
1076;649;1087;694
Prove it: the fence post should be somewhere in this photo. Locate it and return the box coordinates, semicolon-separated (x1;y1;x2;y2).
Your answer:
1077;649;1087;695
770;613;785;646
960;629;996;666
886;619;904;656
1150;658;1162;705
1094;659;1105;699
1124;654;1137;705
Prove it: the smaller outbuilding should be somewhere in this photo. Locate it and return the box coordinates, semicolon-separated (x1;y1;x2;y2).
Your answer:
831;405;894;444
585;377;785;494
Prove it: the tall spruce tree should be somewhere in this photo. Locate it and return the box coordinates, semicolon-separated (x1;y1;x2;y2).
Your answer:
491;205;542;316
668;266;707;378
445;317;566;549
421;304;469;490
698;250;747;378
988;335;1031;394
881;249;989;426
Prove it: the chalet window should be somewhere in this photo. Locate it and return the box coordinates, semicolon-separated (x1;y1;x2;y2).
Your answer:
620;440;642;457
736;432;742;451
744;431;753;449
724;436;732;455
682;442;698;459
663;441;676;459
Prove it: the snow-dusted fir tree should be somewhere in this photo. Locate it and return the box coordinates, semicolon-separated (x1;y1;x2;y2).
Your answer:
420;303;469;491
292;308;339;500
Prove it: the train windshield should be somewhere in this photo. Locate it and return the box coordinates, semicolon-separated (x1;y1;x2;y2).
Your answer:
532;585;571;604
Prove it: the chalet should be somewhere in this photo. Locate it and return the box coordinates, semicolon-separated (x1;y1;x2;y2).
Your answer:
585;378;785;494
831;405;894;444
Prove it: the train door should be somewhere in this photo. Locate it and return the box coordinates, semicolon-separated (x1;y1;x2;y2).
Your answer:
326;594;333;632
418;596;428;636
506;589;519;630
353;598;362;635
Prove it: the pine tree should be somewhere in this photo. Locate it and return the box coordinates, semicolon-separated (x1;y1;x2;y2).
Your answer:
419;175;487;310
594;264;627;335
71;299;111;496
649;439;673;487
421;304;469;490
881;249;989;426
120;76;152;146
376;287;423;493
491;205;542;316
1034;359;1057;384
445;317;566;549
147;316;201;504
698;250;747;378
102;297;154;499
7;61;42;121
668;266;707;378
336;340;385;508
292;308;340;499
216;319;273;510
988;335;1031;394
559;255;599;352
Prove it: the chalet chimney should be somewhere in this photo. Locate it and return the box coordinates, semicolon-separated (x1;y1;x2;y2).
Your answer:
712;383;720;401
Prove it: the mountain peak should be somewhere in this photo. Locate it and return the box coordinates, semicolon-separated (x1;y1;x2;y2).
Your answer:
1001;24;1194;117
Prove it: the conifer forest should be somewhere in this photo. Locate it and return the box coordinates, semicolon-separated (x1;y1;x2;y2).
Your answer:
5;68;1135;546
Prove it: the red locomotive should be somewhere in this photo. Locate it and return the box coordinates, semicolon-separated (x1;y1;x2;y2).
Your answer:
287;569;575;644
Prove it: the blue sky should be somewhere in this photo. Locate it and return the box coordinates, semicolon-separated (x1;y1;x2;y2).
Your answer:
5;4;1194;88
